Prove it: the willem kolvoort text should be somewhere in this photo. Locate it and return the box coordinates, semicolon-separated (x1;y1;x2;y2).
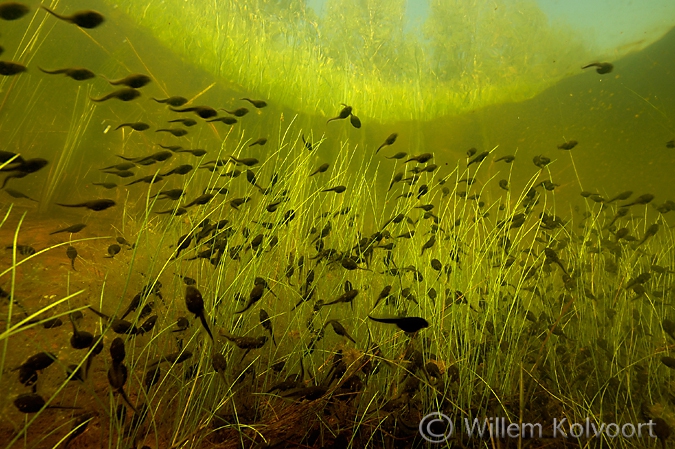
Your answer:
464;417;658;439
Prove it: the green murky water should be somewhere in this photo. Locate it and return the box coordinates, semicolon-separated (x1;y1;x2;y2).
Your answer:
1;1;675;448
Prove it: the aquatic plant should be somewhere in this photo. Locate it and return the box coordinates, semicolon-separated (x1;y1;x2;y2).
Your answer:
1;2;674;449
108;0;591;122
2;111;675;447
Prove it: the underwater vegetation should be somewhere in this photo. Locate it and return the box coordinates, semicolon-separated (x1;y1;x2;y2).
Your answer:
106;0;594;122
1;1;675;449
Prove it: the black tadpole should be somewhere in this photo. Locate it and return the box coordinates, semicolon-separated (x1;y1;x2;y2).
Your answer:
69;313;93;349
368;316;429;333
39;67;96;81
57;199;116;211
107;362;137;412
173;316;190;332
90;88;140;102
109;337;126;364
235;283;264;314
581;62;613;74
0;2;29;20
66;246;78;270
41;6;105;29
376;133;398;153
326;105;352;123
104;73;151;89
240;98;267;108
259;309;276;346
153;96;188;106
185;286;214;341
13;393;80;413
50;223;86;235
324;319;357;344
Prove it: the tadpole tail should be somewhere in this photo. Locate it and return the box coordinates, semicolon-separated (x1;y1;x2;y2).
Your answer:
199;313;214;341
118;387;138;413
40;6;66;21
